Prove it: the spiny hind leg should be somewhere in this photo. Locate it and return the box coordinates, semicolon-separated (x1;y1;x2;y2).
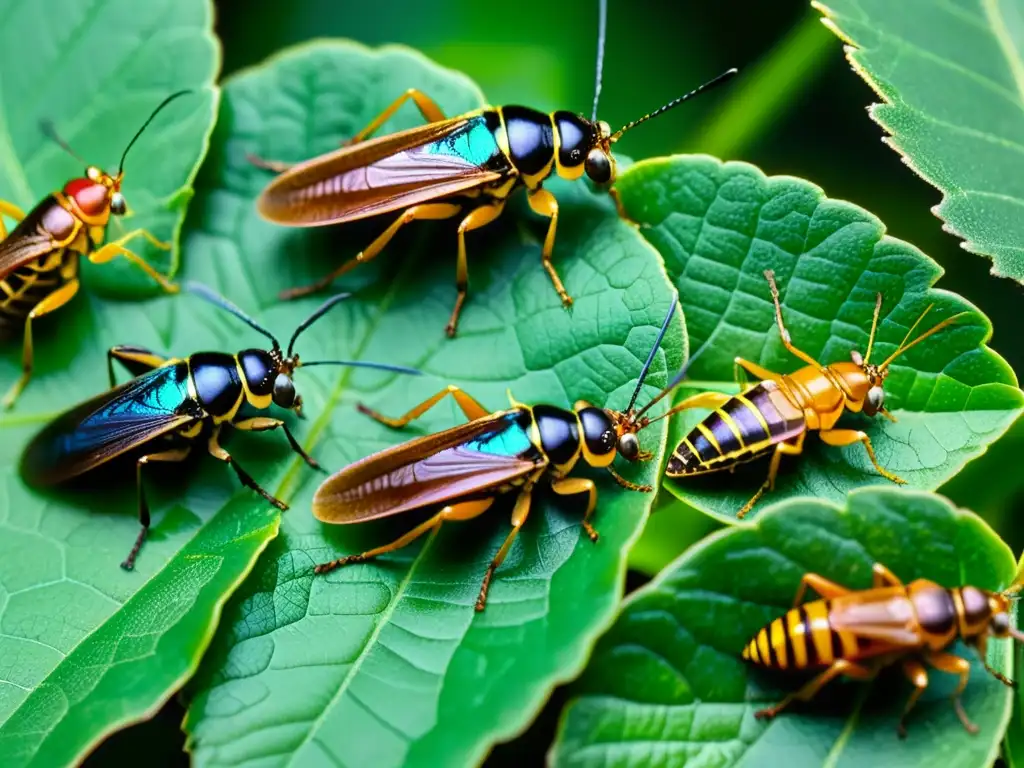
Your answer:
477;478;540;611
754;658;876;721
818;428;906;485
358;384;490;429
2;278;80;409
734;357;783;387
526;187;572;309
315;497;494;575
123;446;192;570
0;199;26;238
923;650;978;735
791;571;853;607
233;416;322;471
207;428;287;510
280;202;462;301
447;201;506;337
90;229;178;293
347;89;447;145
763;270;822;368
107;345;170;386
897;658;930;738
737;432;806;519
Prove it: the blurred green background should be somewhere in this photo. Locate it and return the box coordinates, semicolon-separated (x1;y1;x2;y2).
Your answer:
90;0;1024;764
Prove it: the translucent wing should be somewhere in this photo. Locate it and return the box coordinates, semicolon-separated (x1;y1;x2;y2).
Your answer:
0;201;67;277
829;590;922;646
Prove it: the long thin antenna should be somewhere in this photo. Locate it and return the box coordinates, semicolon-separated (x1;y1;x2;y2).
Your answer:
625;294;678;413
287;292;352;358
40;120;87;165
591;0;608;122
185;281;279;349
118;90;192;175
301;360;421;376
863;292;884;365
634;341;708;422
879;311;969;370
610;68;738;142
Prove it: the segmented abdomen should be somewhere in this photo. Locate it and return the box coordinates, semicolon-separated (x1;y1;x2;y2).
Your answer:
666;381;805;476
0;250;76;339
742;600;861;670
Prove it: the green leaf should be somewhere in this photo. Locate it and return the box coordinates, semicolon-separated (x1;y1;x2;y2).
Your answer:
0;0;220;296
551;488;1018;768
813;0;1024;283
615;154;1023;523
180;41;683;768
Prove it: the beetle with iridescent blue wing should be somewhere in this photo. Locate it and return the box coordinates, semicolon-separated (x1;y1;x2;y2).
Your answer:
20;284;419;571
312;296;691;611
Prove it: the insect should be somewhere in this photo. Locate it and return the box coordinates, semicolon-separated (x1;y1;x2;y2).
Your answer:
20;283;419;571
311;295;686;611
664;270;967;517
0;91;193;409
252;0;736;337
743;563;1021;737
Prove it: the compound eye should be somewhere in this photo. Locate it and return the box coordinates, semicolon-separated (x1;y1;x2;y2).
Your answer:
991;613;1010;635
110;192;127;216
272;373;296;408
617;432;640;461
865;385;885;415
584;149;612;184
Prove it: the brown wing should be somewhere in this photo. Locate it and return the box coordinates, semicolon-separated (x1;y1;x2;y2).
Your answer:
828;590;922;646
256;116;509;226
312;411;541;523
0;201;65;278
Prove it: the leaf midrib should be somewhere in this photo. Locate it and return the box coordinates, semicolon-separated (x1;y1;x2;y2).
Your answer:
982;0;1024;110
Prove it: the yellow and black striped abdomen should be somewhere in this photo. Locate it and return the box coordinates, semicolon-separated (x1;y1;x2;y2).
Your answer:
742;600;861;670
667;381;805;476
0;250;76;339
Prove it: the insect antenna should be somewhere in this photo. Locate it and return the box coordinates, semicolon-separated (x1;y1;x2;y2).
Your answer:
591;0;608;122
185;281;280;349
862;292;883;364
878;308;971;370
288;292;421;375
118;90;193;176
609;68;738;143
634;342;708;425
624;294;679;414
40;120;87;166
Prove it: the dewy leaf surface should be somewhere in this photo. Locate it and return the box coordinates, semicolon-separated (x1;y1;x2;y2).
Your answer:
181;42;683;768
615;155;1023;523
0;2;263;766
551;488;1018;768
814;0;1024;283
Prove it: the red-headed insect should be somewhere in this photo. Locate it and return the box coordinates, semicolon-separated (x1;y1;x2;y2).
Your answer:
311;295;688;610
743;563;1021;736
664;270;967;517
251;0;735;337
0;91;192;409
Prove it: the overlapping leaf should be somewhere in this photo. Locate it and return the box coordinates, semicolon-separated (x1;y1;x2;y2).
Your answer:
180;42;684;768
552;489;1017;768
814;0;1024;283
614;155;1023;522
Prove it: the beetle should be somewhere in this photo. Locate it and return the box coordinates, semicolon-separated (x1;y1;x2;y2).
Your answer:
0;91;192;409
251;0;735;337
311;294;687;610
20;283;419;571
743;563;1022;737
663;270;967;517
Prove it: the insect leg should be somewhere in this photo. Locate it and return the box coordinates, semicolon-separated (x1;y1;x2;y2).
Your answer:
790;572;853;608
358;384;490;428
734;357;782;386
897;657;929;738
818;429;907;485
754;658;876;720
123;446;192;570
448;201;506;337
0;199;26;238
737;432;806;519
89;229;179;294
971;633;1017;688
550;476;602;541
607;187;638;226
2;278;80;409
314;497;494;575
107;345;170;386
763;270;822;368
346;89;448;145
604;466;653;493
207;428;287;511
871;563;904;588
525;188;573;309
656;391;734;424
233;416;322;471
922;650;978;735
477;477;541;611
280;202;462;301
